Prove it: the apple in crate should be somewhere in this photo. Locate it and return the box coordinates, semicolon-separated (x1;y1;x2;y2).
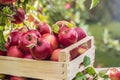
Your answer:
23;53;33;59
0;50;6;56
42;33;58;49
50;48;62;61
19;30;41;53
0;0;15;5
70;46;88;60
58;28;78;47
10;76;26;80
31;38;53;60
7;30;21;46
50;48;72;61
78;46;88;54
74;27;87;41
5;27;28;49
7;46;24;58
37;22;52;35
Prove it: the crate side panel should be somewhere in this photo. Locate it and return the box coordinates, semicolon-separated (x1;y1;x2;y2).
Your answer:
68;46;95;80
61;36;94;53
0;56;68;80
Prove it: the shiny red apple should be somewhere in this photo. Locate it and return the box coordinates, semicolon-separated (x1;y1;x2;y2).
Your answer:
12;8;25;24
70;46;88;60
7;46;24;58
56;20;69;27
8;30;21;46
77;46;88;54
74;27;87;41
23;53;33;59
70;47;80;60
30;38;53;60
42;33;58;50
58;28;78;47
37;22;52;35
19;30;40;53
50;48;62;61
0;50;6;56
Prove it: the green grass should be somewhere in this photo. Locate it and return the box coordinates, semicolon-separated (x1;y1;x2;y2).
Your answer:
88;21;120;67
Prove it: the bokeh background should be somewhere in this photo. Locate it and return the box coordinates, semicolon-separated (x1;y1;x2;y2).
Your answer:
34;0;120;67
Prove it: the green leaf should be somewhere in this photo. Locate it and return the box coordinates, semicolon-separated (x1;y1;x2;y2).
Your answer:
0;30;7;51
2;6;13;15
52;24;59;34
85;66;97;75
75;72;86;80
65;22;75;28
90;0;100;9
83;56;91;67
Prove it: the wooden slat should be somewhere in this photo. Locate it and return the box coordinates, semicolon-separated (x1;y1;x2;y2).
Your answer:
0;56;67;80
68;46;95;80
60;36;94;53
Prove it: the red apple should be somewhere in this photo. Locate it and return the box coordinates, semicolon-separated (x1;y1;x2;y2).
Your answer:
74;27;87;41
30;38;53;60
0;0;15;5
6;27;28;48
58;28;78;47
7;46;24;58
59;25;70;33
8;30;21;46
37;22;52;35
70;46;88;60
53;21;71;34
56;20;69;27
70;47;80;60
107;68;120;80
19;30;40;53
12;8;25;24
50;48;62;61
42;33;58;49
23;53;33;59
70;46;87;60
0;50;6;56
5;41;10;50
25;30;41;38
10;76;26;80
77;46;88;54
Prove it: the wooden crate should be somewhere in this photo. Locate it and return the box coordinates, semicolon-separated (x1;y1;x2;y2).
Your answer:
0;36;95;80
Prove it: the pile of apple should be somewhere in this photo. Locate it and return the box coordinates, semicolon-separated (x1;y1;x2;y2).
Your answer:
0;20;88;61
